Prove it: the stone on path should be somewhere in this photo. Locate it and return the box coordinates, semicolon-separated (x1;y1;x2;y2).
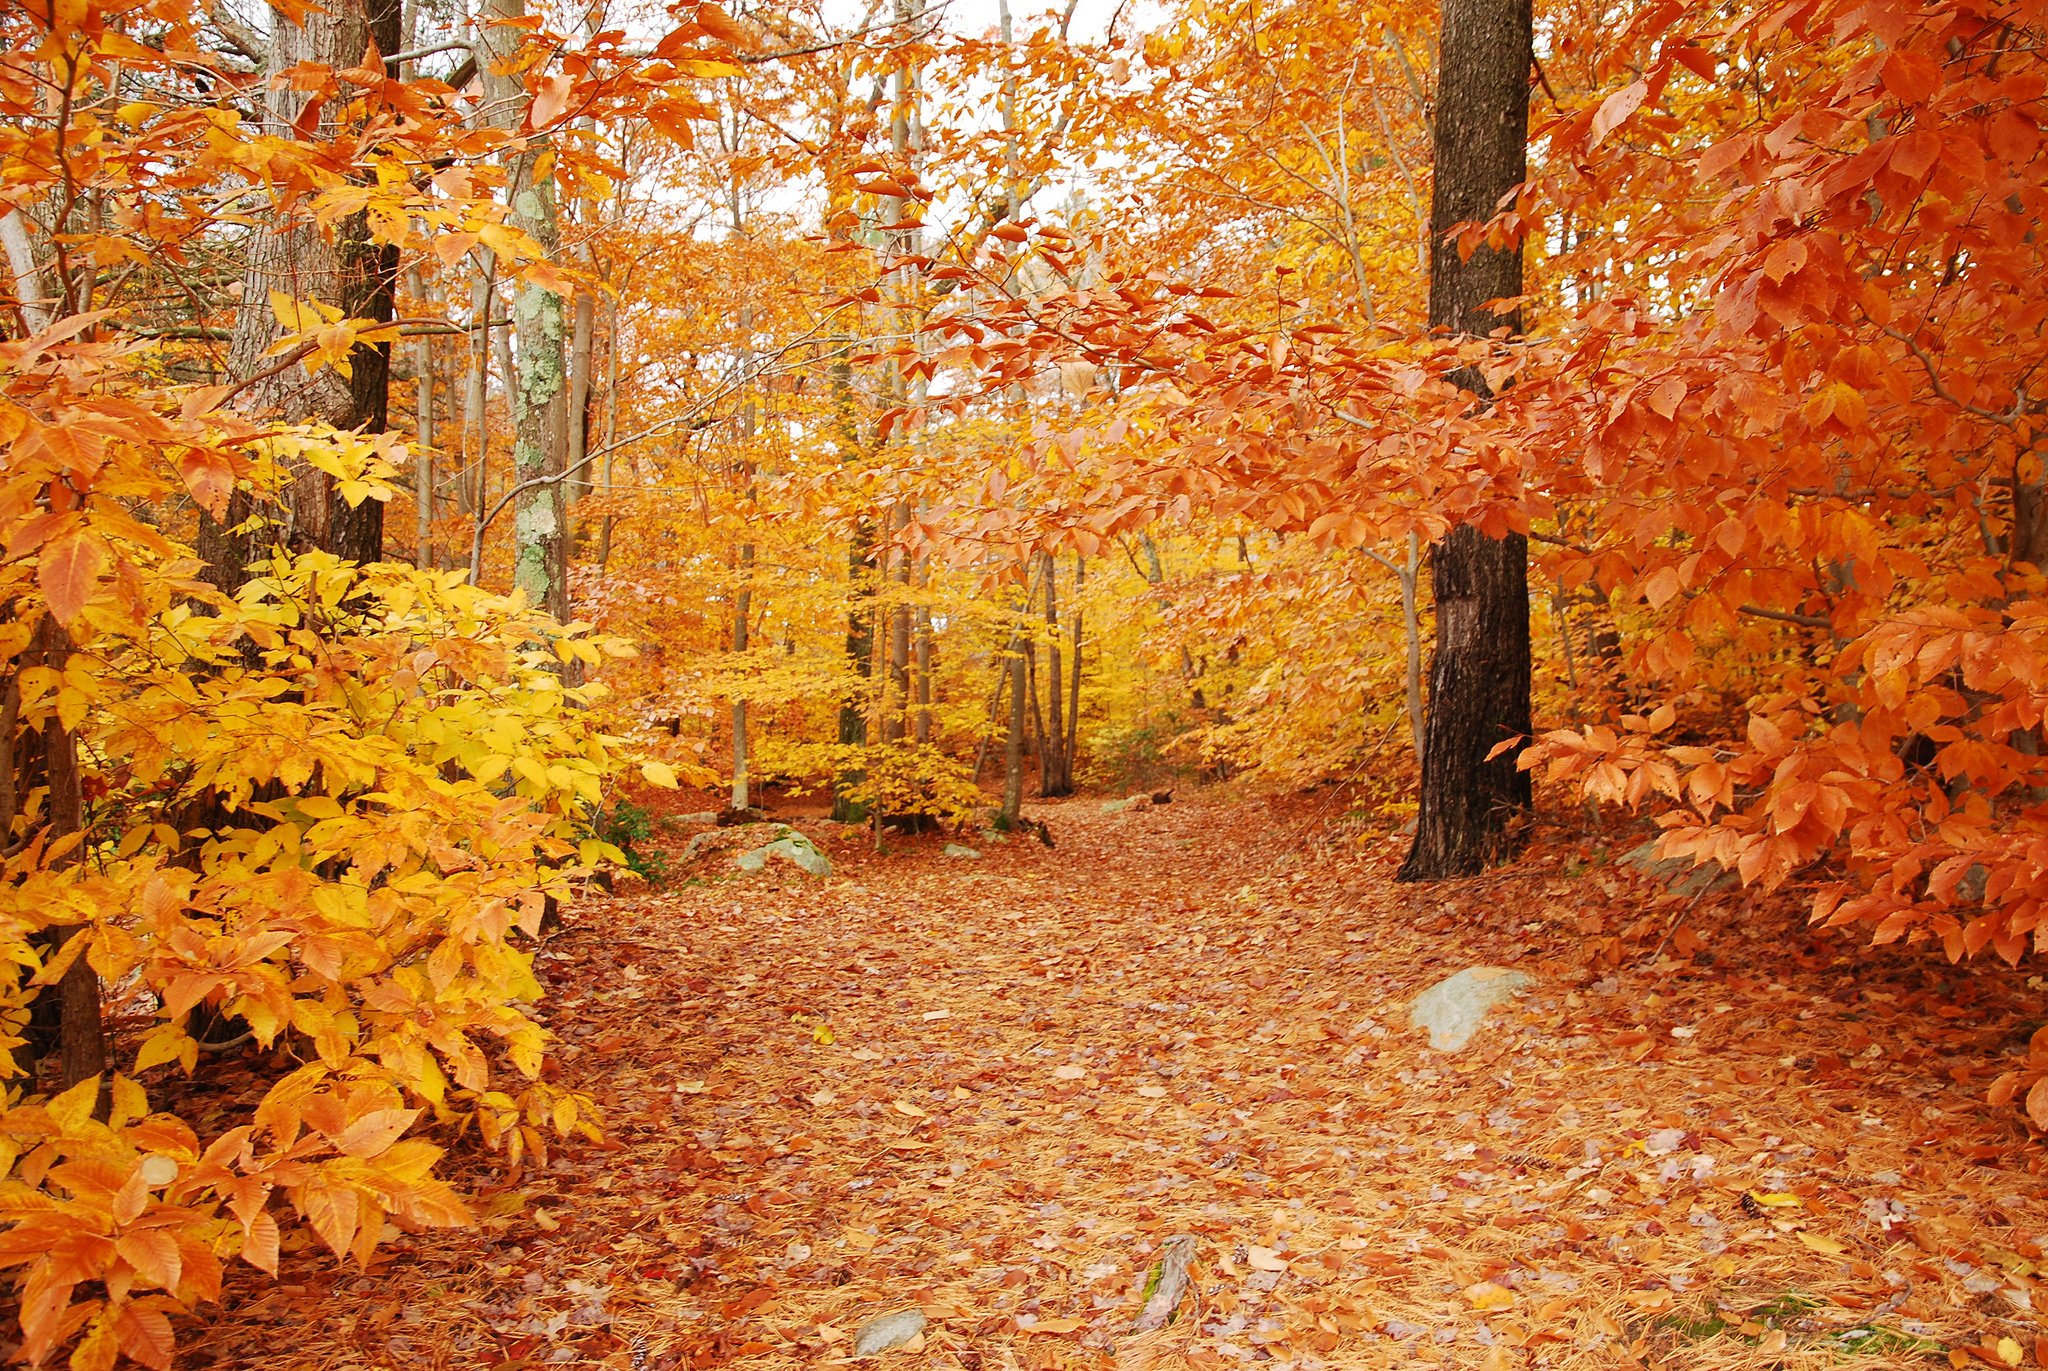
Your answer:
943;843;980;860
1620;838;1737;898
852;1308;926;1356
1408;966;1534;1051
734;826;832;877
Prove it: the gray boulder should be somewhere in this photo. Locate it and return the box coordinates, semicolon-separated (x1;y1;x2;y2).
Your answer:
735;826;831;877
943;843;980;860
852;1308;926;1355
1409;967;1534;1051
1620;838;1737;898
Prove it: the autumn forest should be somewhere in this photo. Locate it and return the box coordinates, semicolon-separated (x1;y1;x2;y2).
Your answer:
5;0;2048;1364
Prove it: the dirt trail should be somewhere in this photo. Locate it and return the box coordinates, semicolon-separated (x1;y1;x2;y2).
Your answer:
198;795;2048;1370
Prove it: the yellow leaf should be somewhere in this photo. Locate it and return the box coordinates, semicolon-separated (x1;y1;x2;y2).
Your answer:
1748;1191;1803;1208
1996;1337;2024;1366
1795;1230;1846;1255
1464;1281;1516;1310
1022;1317;1084;1334
640;760;679;788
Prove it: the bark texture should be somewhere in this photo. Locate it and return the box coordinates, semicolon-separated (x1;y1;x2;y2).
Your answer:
479;0;571;620
206;0;401;589
1398;0;1535;881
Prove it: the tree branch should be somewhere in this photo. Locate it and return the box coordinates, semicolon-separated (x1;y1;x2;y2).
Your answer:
1738;604;1831;628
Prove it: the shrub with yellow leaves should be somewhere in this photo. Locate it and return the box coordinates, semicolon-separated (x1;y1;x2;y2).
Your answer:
0;323;679;1368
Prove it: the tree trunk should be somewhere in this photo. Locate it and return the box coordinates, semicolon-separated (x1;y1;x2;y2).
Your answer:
913;594;933;744
481;0;570;620
1040;552;1072;796
732;543;753;811
1000;631;1027;827
462;269;492;515
210;0;399;585
411;265;436;569
1398;0;1534;881
1401;533;1424;764
23;621;104;1093
1066;553;1084;771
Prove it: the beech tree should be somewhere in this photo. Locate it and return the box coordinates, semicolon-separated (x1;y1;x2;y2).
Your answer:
1396;0;1535;881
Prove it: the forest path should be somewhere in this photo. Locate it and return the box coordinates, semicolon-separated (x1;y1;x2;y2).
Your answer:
199;795;2046;1370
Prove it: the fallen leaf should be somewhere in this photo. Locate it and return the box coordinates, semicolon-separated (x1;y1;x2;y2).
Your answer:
1247;1246;1289;1272
1796;1230;1846;1255
1465;1281;1516;1311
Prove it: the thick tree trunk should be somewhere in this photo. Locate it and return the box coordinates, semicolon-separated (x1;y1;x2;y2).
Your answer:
1398;0;1535;882
210;0;399;583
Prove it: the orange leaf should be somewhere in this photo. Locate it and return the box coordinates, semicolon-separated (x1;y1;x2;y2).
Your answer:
1590;81;1648;149
529;73;574;129
241;1211;280;1275
2026;1076;2048;1131
39;528;107;623
333;1107;419;1158
114;1301;177;1371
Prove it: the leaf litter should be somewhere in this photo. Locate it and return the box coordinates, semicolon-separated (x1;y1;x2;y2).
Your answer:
178;795;2048;1370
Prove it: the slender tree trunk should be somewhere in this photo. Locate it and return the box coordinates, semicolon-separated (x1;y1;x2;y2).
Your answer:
1065;553;1084;771
481;0;569;619
1040;551;1072;796
410;266;435;569
568;283;596;507
1398;0;1535;881
1001;630;1027;827
886;504;912;743
913;589;933;744
732;543;753;811
32;621;103;1092
1401;533;1424;764
832;356;874;821
462;269;492;515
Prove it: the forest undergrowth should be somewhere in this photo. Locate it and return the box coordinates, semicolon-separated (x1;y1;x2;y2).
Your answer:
172;795;2048;1371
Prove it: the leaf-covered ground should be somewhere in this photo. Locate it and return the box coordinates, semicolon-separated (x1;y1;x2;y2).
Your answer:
187;795;2048;1370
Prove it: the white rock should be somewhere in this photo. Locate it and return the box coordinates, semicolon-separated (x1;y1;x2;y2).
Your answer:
852;1308;926;1355
943;843;980;860
735;826;832;877
1408;966;1534;1051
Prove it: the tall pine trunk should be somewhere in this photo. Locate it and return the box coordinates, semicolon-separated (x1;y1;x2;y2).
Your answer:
1398;0;1534;881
